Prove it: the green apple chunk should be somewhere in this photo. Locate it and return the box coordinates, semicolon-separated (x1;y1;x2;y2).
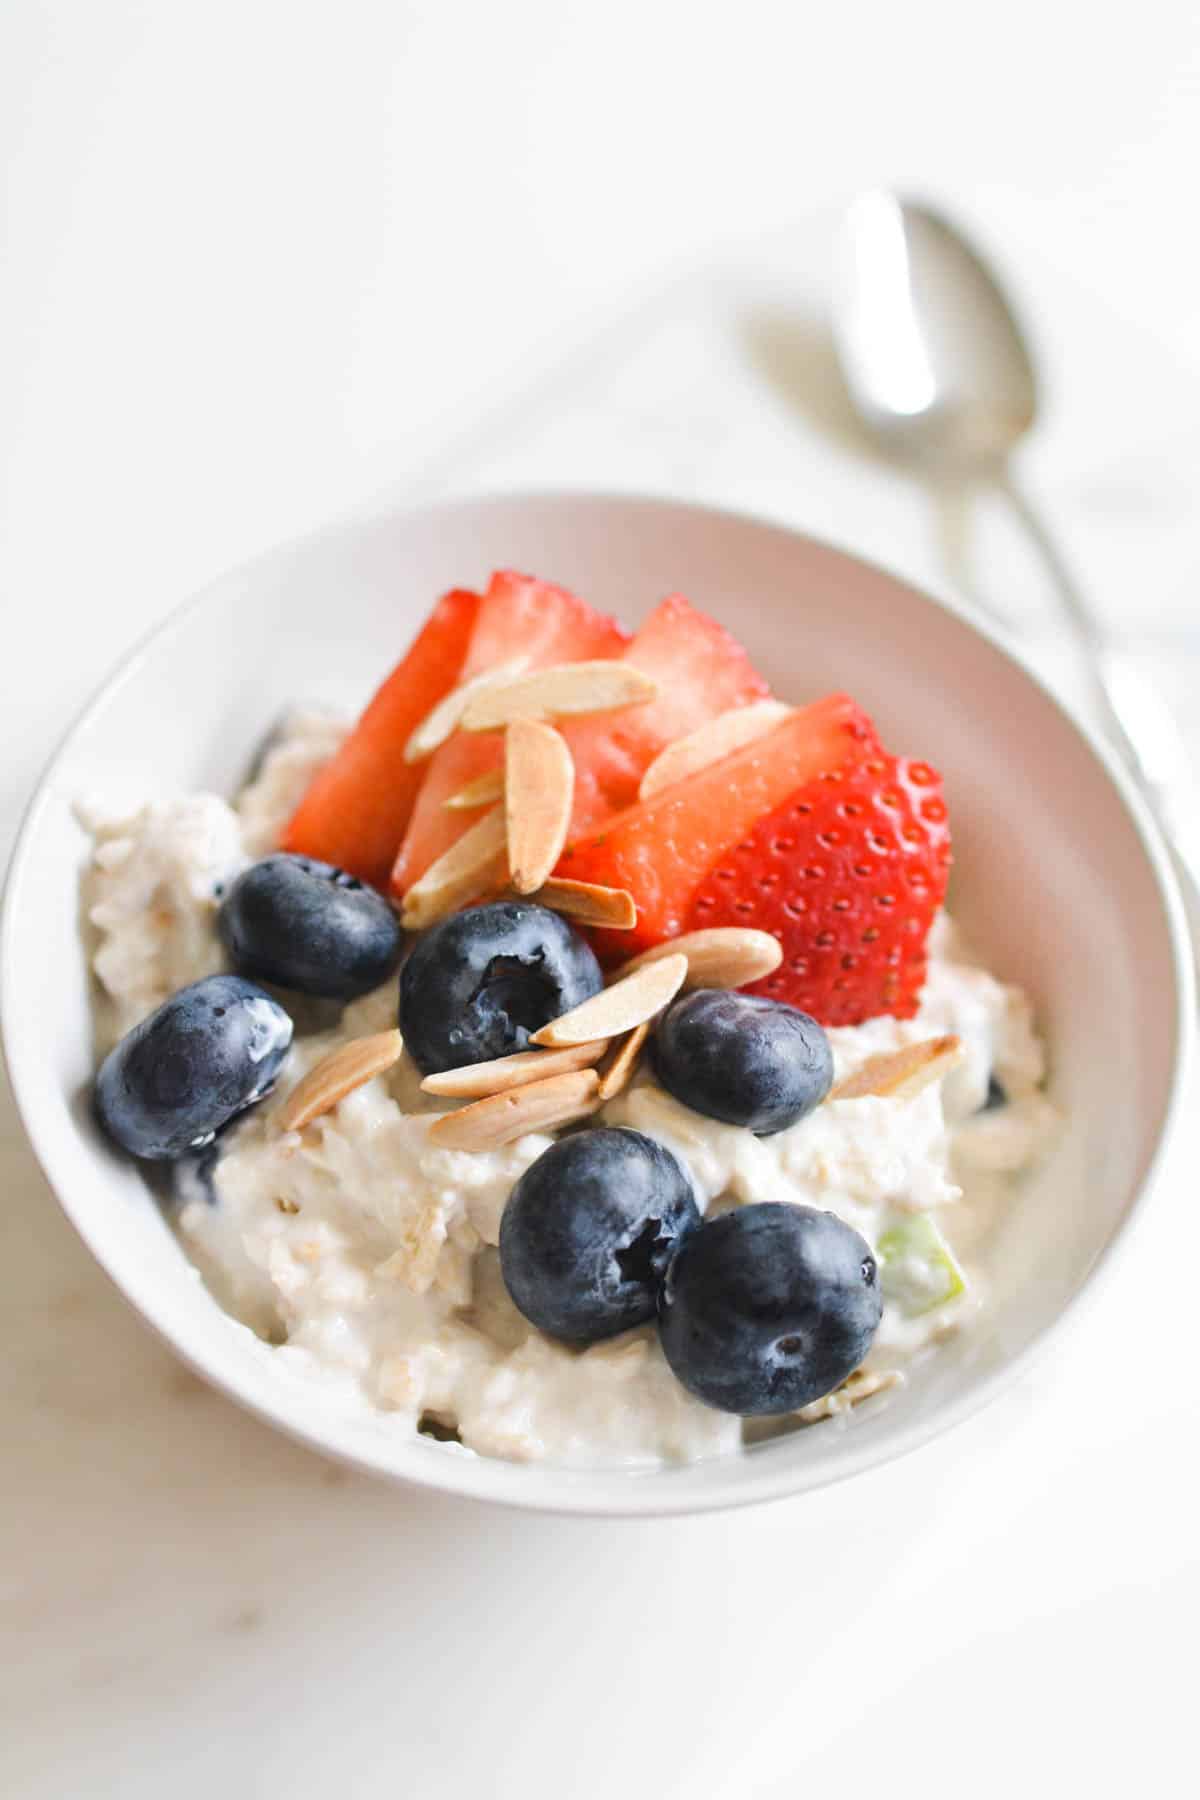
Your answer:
877;1214;966;1317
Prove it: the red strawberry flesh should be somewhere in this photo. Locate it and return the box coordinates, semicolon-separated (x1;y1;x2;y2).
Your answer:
560;593;771;840
558;695;879;958
390;571;630;895
281;586;480;888
688;750;952;1025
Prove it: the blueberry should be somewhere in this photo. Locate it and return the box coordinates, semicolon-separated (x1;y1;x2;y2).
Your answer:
218;853;402;1001
94;974;293;1160
651;988;833;1135
499;1127;701;1343
659;1203;882;1414
400;900;603;1075
983;1074;1007;1111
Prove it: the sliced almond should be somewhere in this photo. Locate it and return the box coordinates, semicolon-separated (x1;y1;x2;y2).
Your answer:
505;718;575;895
277;1030;404;1132
637;699;793;800
615;928;783;991
404;657;530;764
428;1069;601;1151
531;952;688;1048
519;877;637;931
829;1035;963;1103
595;1020;650;1102
420;1039;610;1099
460;661;658;732
399;805;507;930
444;768;505;811
797;1368;903;1423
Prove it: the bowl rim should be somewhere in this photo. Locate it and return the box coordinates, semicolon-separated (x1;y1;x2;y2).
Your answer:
3;486;1194;1517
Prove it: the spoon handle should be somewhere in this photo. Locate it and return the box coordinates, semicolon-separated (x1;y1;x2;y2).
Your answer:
1000;471;1200;949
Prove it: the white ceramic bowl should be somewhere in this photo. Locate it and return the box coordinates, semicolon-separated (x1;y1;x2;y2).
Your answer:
2;492;1191;1515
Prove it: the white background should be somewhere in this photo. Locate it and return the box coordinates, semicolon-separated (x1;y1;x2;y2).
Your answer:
3;5;1199;1796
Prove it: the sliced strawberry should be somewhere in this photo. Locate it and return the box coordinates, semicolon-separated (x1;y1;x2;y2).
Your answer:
560;595;771;839
688;751;952;1025
558;695;878;958
458;570;630;682
281;586;480;888
390;571;630;895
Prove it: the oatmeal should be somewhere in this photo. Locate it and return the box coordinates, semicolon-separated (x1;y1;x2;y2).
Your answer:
83;574;1057;1468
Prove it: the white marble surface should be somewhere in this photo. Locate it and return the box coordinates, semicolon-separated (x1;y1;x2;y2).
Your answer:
3;6;1200;1795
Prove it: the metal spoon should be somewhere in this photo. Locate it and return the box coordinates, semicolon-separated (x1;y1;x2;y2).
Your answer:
833;190;1200;945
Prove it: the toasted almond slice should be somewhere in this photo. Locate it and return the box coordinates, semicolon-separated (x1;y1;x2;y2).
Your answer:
797;1368;903;1423
531;952;688;1048
420;1039;610;1099
595;1020;651;1102
278;1029;404;1132
460;661;658;732
614;928;783;991
519;877;637;931
505;718;575;895
399;805;507;930
428;1069;601;1151
404;656;530;763
829;1035;963;1103
444;768;505;810
637;699;793;800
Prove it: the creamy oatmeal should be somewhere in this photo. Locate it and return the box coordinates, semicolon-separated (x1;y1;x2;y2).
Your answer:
81;713;1057;1469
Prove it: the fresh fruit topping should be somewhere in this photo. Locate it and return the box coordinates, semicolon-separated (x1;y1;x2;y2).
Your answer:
529;951;688;1048
559;594;772;839
688;747;952;1025
404;655;530;763
94;975;293;1160
558;694;876;959
399;900;603;1074
460;660;658;732
512;876;637;931
420;1039;610;1099
877;1214;966;1316
616;927;783;991
658;1203;882;1415
595;1020;651;1101
428;1068;602;1151
277;1029;405;1132
651;989;833;1135
504;719;574;895
399;805;508;930
218;853;402;1001
282;586;479;887
983;1074;1007;1110
444;573;630;680
391;572;630;896
499;1127;700;1343
637;698;793;799
395;589;768;902
830;1035;963;1102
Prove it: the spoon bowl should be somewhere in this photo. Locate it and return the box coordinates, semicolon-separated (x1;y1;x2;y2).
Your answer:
834;192;1037;469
